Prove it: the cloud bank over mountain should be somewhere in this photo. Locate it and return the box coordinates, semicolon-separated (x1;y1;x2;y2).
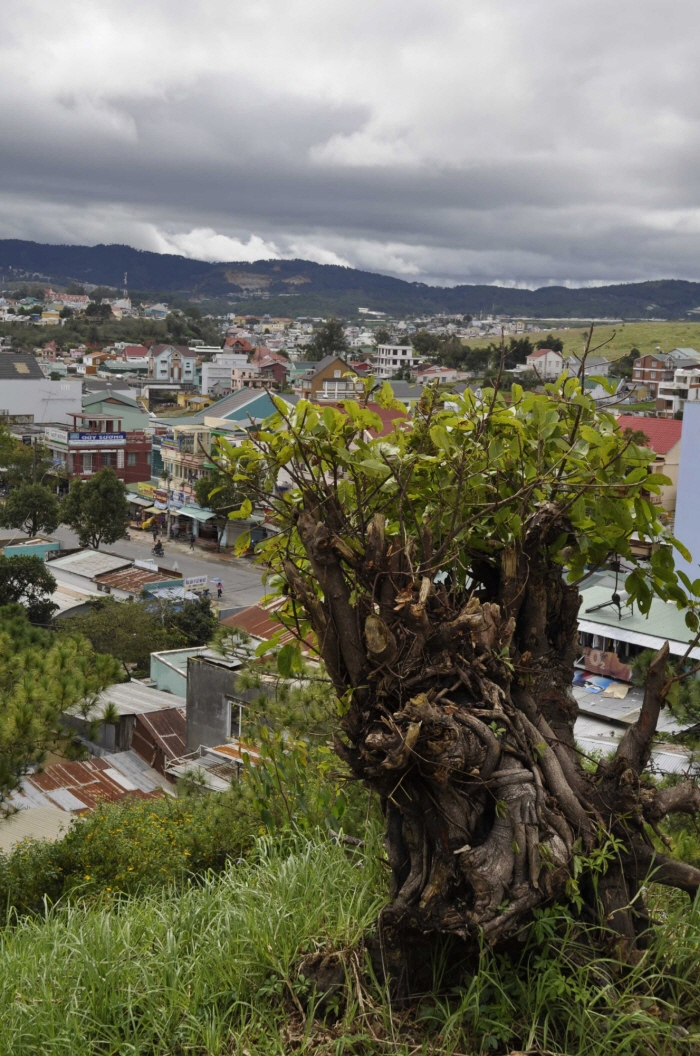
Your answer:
3;0;700;287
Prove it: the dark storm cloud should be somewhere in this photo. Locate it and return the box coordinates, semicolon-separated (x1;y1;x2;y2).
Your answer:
2;0;700;285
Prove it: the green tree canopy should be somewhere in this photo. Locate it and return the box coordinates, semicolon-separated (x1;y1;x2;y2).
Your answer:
60;468;129;549
216;373;700;969
0;604;120;808
0;554;58;624
0;483;59;538
305;318;349;360
59;597;175;676
0;431;53;488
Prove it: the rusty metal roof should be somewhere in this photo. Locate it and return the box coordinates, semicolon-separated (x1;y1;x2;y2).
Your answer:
27;757;162;813
135;708;186;761
211;741;261;765
94;565;181;592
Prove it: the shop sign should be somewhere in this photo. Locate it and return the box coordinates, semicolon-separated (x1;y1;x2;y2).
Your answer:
154;489;169;510
161;437;180;450
69;432;126;446
581;646;631;682
184;575;207;588
137;482;157;498
45;427;68;444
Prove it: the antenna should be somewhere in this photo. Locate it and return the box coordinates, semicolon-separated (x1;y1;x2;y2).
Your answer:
123;272;128;300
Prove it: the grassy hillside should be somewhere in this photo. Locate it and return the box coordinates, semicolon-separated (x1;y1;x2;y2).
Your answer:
2;832;700;1055
540;320;700;361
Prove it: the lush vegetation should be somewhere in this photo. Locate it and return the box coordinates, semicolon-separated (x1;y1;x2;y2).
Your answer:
3;828;700;1055
0;554;58;623
59;595;219;675
0;482;59;537
60;467;129;548
0;605;120;808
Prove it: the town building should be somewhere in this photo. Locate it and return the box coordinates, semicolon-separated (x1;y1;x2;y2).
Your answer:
614;415;682;511
293;355;361;399
517;348;564;380
201;353;250;395
631;348;700;398
564;355;611;378
43;409;152;483
148;344;198;384
374;344;419;379
656;362;700;417
0;354;82;424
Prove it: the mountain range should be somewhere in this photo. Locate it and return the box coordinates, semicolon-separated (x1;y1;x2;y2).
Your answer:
2;239;700;319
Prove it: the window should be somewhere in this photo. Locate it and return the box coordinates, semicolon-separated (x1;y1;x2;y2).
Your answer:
127;452;137;466
227;697;247;740
82;453;93;474
333;370;341;378
651;372;656;379
102;452;115;467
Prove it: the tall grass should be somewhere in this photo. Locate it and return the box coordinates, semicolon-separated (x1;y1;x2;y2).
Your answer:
2;833;700;1055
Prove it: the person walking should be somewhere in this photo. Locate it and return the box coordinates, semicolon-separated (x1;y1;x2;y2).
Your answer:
217;583;223;601
152;524;159;543
189;531;196;551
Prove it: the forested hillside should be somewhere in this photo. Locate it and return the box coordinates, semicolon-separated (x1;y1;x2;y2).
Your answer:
3;239;700;318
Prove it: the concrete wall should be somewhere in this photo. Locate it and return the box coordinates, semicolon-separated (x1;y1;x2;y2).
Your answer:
4;540;60;558
186;656;237;751
0;379;82;424
673;403;700;578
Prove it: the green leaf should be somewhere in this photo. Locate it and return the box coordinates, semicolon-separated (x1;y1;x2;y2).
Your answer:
229;498;253;521
277;642;302;678
233;531;251;556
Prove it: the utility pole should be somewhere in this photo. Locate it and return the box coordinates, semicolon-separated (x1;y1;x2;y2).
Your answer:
32;437;37;484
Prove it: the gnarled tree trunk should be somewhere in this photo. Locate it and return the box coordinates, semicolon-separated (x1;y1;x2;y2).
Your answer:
287;501;700;966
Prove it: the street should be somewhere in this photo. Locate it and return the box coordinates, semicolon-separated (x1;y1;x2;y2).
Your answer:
52;526;267;611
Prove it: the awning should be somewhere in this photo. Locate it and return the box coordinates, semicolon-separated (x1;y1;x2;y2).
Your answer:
176;508;215;522
143;505;161;514
578;619;700;661
128;495;153;508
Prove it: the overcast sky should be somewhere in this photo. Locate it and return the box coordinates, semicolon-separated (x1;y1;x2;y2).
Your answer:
2;0;700;287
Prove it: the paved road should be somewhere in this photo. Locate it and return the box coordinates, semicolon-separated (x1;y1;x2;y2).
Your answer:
52;526;266;611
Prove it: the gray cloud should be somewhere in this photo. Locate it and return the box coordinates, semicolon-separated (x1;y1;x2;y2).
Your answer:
2;0;700;286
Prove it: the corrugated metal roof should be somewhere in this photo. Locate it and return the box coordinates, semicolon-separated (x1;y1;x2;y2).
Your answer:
578;584;700;658
105;750;175;795
74;681;187;719
136;708;186;761
574;714;695;775
27;757;162;812
94;565;180;592
50;583;103;615
49;549;132;578
0;807;71;853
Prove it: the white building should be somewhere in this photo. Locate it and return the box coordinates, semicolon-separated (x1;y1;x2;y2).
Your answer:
0;355;82;423
148;345;198;384
201;353;251;395
514;348;564;381
374;344;419;380
657;365;700;418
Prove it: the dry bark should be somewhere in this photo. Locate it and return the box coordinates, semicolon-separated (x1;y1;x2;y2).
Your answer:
285;501;700;964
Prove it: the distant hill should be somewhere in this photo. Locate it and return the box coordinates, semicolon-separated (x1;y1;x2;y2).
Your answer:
3;239;700;319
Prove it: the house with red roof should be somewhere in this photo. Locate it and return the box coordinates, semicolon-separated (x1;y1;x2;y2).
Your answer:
615;414;682;512
522;347;564;380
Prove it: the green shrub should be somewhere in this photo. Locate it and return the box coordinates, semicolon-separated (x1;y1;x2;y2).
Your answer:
2;834;700;1055
0;791;255;914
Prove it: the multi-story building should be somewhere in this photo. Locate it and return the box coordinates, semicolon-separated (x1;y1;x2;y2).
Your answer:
656;365;700;417
201;354;250;395
631;348;700;398
148;345;198;384
44;410;151;483
614;415;682;511
374;344;418;379
293;355;362;400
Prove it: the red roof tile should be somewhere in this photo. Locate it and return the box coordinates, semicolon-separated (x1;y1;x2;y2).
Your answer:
315;401;407;438
615;415;682;455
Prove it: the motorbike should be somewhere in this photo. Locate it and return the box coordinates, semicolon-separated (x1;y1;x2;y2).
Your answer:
152;542;164;557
